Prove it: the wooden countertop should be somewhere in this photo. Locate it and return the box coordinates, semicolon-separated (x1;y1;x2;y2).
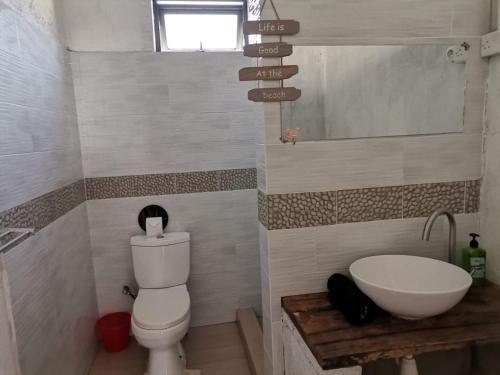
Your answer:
282;284;500;370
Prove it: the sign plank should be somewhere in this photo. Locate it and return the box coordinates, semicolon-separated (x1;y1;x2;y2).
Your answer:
248;87;301;102
243;42;293;58
239;65;298;81
243;20;300;35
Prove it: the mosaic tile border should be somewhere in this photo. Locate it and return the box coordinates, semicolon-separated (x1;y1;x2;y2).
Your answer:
259;180;481;230
85;168;257;200
0;180;86;235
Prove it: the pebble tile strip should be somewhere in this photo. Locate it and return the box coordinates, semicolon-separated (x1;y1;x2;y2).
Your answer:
0;180;86;233
85;168;257;200
260;180;480;230
1;173;480;235
0;169;257;238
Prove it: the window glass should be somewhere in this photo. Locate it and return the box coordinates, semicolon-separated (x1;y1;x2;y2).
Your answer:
164;13;239;50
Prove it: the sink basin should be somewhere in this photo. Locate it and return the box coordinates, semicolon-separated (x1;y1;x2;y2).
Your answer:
350;255;472;320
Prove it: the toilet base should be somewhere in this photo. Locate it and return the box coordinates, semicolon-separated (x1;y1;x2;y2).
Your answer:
146;343;185;375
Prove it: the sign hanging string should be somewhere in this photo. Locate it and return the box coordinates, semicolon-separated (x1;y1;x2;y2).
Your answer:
259;0;280;20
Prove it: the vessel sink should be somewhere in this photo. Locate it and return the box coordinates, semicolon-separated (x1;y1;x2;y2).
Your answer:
350;255;472;320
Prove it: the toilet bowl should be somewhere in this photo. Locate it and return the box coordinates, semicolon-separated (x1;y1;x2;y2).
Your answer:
130;232;191;375
132;317;190;375
132;285;191;375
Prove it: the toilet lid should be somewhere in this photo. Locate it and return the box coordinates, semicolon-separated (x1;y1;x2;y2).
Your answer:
132;285;190;330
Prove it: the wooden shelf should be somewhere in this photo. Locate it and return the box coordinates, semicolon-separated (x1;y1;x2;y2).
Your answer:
282;284;500;370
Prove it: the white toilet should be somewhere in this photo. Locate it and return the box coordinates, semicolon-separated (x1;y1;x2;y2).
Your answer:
130;232;191;375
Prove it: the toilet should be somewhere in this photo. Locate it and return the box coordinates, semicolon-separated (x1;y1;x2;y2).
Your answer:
130;232;191;375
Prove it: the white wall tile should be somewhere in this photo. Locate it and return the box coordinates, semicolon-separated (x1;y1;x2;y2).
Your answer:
3;204;97;375
264;133;481;194
86;190;261;324
0;0;83;211
0;149;83;212
266;214;478;322
62;0;153;52
265;138;404;194
481;57;500;285
0;3;93;374
72;52;261;177
263;0;489;45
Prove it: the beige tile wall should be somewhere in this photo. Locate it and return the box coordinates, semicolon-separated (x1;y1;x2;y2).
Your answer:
3;204;97;375
258;1;491;374
86;190;261;327
0;0;83;212
0;2;97;374
61;0;154;52
72;51;263;326
481;42;500;284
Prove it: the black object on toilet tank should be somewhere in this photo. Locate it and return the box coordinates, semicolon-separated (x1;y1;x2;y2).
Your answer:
327;273;379;325
138;205;169;232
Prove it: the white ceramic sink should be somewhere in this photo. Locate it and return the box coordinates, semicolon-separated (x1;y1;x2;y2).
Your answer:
350;255;472;320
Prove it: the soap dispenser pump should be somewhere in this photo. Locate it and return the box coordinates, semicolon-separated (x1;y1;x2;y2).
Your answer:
462;233;486;287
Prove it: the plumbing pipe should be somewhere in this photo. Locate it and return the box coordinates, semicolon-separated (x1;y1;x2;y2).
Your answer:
122;285;137;300
399;356;419;375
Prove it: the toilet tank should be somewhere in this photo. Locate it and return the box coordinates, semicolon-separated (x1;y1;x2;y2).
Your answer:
130;232;190;289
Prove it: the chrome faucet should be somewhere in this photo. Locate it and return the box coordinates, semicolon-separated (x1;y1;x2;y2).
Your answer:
422;208;456;264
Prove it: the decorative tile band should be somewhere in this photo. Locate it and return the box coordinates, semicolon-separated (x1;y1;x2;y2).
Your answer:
0;168;257;240
0;180;86;234
85;168;257;200
259;180;481;230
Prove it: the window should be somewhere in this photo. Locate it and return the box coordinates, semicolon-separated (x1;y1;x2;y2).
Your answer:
153;1;247;51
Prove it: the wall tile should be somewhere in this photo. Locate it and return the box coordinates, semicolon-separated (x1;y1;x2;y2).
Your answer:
85;174;177;200
219;168;257;191
72;52;260;178
258;191;269;229
258;180;477;229
265;138;404;194
466;179;480;213
403;181;465;218
267;191;336;230
62;0;154;52
176;171;219;194
451;0;492;36
86;190;260;323
3;205;97;375
0;180;86;233
85;169;257;200
402;134;481;185
338;186;403;224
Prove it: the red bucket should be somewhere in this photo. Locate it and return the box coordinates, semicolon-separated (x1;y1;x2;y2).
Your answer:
96;312;131;352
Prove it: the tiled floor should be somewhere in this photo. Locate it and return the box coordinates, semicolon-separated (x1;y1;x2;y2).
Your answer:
89;322;252;375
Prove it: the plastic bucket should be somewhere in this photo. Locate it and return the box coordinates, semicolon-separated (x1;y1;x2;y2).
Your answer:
96;312;131;352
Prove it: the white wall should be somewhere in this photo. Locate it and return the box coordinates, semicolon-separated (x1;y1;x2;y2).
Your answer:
71;52;259;177
0;1;98;373
71;51;263;325
3;205;97;375
481;4;500;286
0;0;83;212
0;264;20;375
62;0;154;51
259;1;490;374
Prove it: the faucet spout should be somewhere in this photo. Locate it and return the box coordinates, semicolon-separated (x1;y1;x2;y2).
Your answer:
422;208;456;264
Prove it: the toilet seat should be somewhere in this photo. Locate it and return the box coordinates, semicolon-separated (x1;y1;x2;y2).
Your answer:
133;284;190;330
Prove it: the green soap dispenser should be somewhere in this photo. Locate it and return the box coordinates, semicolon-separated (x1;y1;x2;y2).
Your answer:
462;233;486;287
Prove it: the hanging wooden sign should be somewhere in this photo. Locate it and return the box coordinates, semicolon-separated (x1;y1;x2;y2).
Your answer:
243;42;293;58
239;65;298;81
248;87;301;102
243;20;300;35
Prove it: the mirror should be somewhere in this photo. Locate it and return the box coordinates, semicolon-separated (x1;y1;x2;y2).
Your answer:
281;45;466;142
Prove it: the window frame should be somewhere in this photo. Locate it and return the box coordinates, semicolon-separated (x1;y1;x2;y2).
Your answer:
152;0;247;52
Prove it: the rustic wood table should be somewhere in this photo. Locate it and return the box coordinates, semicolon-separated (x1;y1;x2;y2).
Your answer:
282;284;500;371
